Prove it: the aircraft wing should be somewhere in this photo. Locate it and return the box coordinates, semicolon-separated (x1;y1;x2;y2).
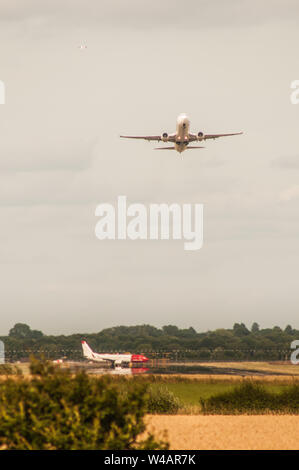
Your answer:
203;132;243;140
101;357;115;363
120;135;162;142
189;132;243;142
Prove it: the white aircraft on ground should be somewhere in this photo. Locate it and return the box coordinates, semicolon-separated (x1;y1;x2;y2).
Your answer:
120;113;243;153
81;340;148;367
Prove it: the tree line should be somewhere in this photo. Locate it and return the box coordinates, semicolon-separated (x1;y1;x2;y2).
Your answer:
0;322;298;361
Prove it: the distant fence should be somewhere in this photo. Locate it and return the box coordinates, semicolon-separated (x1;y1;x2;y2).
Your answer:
0;341;4;364
2;348;295;362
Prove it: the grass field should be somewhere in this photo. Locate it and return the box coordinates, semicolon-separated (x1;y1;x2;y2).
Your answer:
147;377;299;414
148;380;294;407
3;361;299;413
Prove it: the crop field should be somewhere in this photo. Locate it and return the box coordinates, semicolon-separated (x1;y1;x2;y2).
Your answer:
142;376;299;449
145;415;299;450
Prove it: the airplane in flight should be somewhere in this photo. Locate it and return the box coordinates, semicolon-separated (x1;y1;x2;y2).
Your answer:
81;340;149;367
120;113;243;153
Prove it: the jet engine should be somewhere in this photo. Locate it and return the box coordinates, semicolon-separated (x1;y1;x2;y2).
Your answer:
197;131;204;141
161;132;168;142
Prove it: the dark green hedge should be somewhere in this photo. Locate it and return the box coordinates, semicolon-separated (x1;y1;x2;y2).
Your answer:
200;381;299;414
0;359;168;450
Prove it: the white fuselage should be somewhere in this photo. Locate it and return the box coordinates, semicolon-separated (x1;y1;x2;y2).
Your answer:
81;340;148;367
90;352;132;364
175;113;190;153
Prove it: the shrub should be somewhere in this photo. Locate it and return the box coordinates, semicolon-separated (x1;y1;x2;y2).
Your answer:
200;381;299;414
0;358;168;450
275;384;299;412
147;385;182;414
0;364;21;376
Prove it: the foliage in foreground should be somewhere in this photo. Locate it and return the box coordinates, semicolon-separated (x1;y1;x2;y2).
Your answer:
0;364;21;376
0;359;168;450
200;381;299;414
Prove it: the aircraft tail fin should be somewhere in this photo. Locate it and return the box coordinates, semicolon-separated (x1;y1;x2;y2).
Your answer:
81;340;94;359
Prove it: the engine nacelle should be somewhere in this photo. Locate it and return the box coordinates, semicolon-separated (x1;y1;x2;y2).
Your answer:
161;132;168;142
197;131;204;141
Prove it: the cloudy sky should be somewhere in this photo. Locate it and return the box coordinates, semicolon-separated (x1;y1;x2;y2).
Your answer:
0;0;299;335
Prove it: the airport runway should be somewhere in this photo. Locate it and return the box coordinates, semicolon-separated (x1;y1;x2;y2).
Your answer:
64;361;299;377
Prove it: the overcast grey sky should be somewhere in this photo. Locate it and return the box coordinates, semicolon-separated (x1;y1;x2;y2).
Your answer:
0;0;299;335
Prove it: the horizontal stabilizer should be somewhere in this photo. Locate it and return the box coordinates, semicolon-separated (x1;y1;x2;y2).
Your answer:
154;146;175;150
186;146;205;149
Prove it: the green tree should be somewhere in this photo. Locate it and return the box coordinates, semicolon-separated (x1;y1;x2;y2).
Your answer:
162;325;179;336
251;322;260;333
285;325;293;335
9;323;43;339
233;323;250;337
9;323;31;338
